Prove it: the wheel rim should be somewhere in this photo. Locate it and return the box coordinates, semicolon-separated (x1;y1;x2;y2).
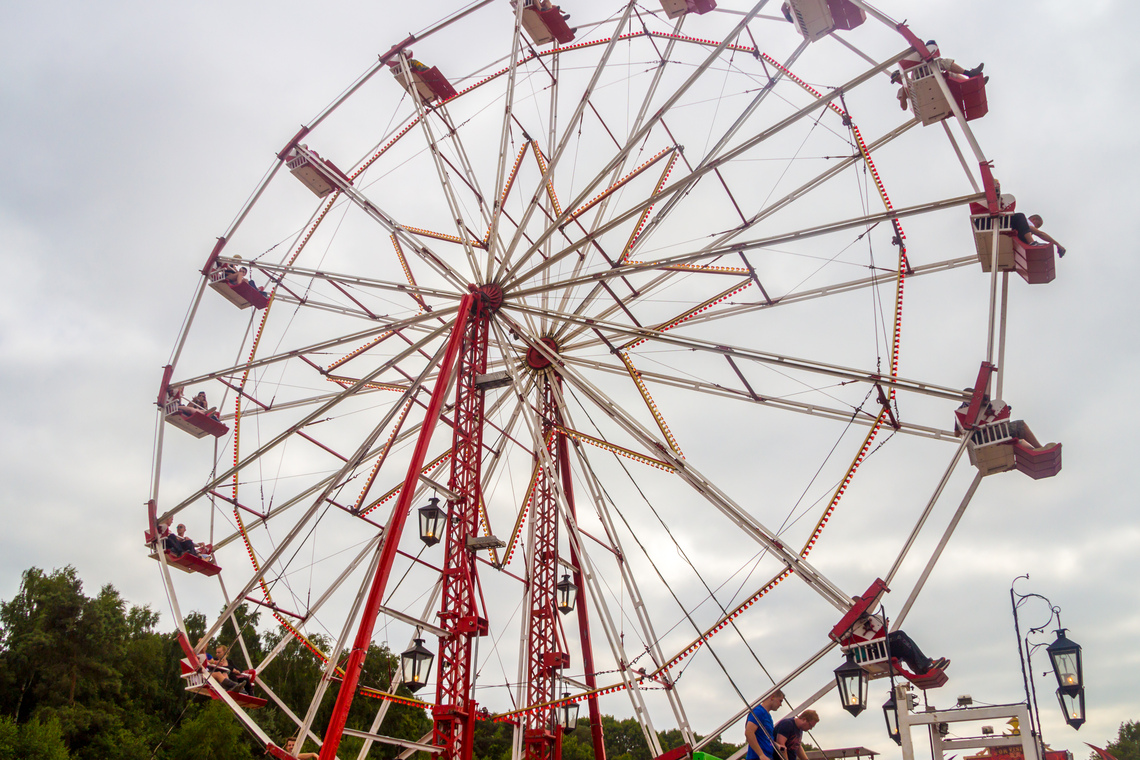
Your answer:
152;4;1021;757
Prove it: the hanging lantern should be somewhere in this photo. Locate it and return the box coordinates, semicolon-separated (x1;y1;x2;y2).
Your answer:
882;689;901;746
834;653;868;717
1057;688;1086;730
554;693;580;732
400;638;434;692
556;574;578;615
1046;628;1083;697
418;497;445;547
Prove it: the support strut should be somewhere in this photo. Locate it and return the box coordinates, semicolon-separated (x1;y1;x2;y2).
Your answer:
319;293;476;760
433;287;498;760
557;419;606;760
524;372;569;760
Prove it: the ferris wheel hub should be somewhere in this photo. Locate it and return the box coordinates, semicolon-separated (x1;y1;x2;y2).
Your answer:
526;337;560;370
470;283;504;313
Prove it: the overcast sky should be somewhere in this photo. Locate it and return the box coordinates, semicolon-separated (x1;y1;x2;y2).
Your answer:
1;1;1137;758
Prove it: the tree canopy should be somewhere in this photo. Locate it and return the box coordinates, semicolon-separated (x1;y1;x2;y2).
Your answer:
1093;721;1140;760
0;565;740;759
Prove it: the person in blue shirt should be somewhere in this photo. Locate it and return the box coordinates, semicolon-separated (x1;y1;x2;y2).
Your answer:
745;690;785;760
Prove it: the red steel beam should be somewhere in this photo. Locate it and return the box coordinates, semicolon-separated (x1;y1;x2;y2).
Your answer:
433;293;495;760
524;375;566;760
319;292;476;760
557;409;605;760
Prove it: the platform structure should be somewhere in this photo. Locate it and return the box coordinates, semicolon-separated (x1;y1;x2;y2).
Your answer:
894;686;1040;760
805;749;879;760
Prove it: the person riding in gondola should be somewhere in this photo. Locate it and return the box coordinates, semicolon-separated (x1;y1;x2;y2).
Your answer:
847;609;947;675
207;644;254;695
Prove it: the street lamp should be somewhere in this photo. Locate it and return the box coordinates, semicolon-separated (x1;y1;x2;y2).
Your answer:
1056;688;1085;730
1046;628;1083;696
834;653;868;717
418;497;445;547
400;638;434;692
554;693;580;732
882;689;901;746
555;574;578;615
1011;576;1086;742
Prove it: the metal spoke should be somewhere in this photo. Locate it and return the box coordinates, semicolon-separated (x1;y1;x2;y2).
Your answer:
504;46;909;290
556;353;958;441
504;302;968;403
289;144;471;291
509;191;980;299
498;0;781;285
495;0;640;280
499;310;854;611
170;306;454;389
545;118;920;347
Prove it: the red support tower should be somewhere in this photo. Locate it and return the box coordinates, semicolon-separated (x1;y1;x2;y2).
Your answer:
319;293;477;760
523;372;569;760
523;338;607;760
433;286;499;760
557;430;607;760
321;288;597;760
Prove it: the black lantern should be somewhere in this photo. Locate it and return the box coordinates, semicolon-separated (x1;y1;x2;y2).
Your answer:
400;638;434;692
418;497;445;547
556;574;578;615
554;693;580;732
882;689;901;746
1057;688;1086;730
834;653;868;717
1046;628;1083;697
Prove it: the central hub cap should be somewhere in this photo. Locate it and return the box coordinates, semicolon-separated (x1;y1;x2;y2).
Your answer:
473;283;504;312
526;336;559;370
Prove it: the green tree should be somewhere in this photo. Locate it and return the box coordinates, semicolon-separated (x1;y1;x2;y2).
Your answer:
16;717;71;760
0;567;88;720
699;733;742;759
0;567;180;759
561;718;601;760
602;715;654;760
471;717;513;760
1096;721;1140;760
0;563;744;760
0;716;17;760
166;701;254;760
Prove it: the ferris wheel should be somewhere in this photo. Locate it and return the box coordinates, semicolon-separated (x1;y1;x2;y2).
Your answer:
147;1;1064;759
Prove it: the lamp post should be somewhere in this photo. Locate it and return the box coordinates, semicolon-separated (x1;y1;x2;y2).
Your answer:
1011;575;1085;748
418;496;445;546
1056;688;1085;730
555;573;577;615
882;687;901;746
834;653;868;717
400;638;434;692
1046;628;1083;696
833;601;895;730
554;692;579;732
